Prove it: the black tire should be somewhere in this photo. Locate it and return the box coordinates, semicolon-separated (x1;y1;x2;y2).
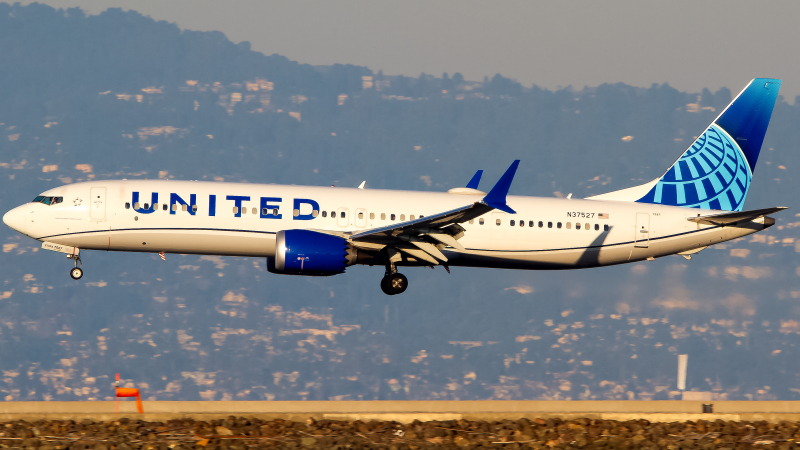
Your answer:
380;275;393;295
387;273;408;295
70;267;83;280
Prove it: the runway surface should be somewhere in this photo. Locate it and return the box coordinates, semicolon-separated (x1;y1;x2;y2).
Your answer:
2;401;800;423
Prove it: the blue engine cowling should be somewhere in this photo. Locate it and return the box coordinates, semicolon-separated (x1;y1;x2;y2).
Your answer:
269;230;357;275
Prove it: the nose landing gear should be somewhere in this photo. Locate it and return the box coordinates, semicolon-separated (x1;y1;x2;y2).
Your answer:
68;254;83;280
380;263;408;295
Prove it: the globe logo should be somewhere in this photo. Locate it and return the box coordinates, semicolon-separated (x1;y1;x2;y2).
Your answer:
638;124;751;211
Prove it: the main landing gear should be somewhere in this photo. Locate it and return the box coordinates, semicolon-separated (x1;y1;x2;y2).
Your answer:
380;263;408;296
68;254;83;280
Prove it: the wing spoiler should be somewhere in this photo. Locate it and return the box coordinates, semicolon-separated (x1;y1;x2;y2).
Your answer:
687;206;788;226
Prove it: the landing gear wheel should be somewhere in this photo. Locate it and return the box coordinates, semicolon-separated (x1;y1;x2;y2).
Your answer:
380;275;391;295
70;267;83;280
381;273;408;295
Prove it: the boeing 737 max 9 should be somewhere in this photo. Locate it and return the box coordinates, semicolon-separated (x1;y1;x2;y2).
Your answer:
2;78;788;295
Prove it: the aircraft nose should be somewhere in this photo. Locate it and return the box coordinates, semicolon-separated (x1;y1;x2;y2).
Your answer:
2;205;27;235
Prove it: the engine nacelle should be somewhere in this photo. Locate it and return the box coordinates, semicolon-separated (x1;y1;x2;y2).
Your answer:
268;230;357;276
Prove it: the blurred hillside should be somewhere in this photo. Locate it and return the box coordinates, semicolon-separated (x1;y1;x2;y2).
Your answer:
1;3;800;402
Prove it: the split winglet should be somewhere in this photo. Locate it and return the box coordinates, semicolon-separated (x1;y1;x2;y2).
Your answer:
466;170;483;189
482;160;520;214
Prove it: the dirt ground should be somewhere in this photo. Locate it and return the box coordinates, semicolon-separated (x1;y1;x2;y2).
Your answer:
2;416;799;449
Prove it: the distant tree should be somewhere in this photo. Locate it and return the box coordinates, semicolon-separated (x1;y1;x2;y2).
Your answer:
441;72;455;92
486;73;522;96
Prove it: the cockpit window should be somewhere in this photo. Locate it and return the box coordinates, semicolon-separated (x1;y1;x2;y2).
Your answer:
32;196;63;205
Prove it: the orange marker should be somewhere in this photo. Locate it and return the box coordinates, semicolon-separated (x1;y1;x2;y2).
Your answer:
114;373;143;414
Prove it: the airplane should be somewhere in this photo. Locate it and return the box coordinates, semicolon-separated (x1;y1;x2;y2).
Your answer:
2;78;787;295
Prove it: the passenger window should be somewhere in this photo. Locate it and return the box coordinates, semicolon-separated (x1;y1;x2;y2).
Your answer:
341;211;346;218
358;212;364;219
604;224;610;231
321;210;327;217
134;202;140;209
419;215;424;218
192;205;198;213
172;204;177;212
143;203;149;210
576;223;581;230
529;221;534;227
182;204;187;212
163;204;167;211
479;218;484;225
469;219;474;224
381;213;386;220
332;211;336;218
585;223;590;230
370;213;375;220
557;222;562;229
312;210;318;217
520;221;524;227
263;208;270;216
242;207;247;215
566;222;572;229
410;215;415;220
595;224;599;231
125;202;130;209
391;214;396;221
510;220;515;226
232;206;238;214
400;214;405;221
273;209;278;216
293;209;299;217
547;222;552;228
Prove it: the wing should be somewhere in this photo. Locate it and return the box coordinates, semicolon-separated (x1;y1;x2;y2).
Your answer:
687;206;787;226
348;161;520;264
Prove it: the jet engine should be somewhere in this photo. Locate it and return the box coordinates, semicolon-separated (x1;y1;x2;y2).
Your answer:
267;230;358;276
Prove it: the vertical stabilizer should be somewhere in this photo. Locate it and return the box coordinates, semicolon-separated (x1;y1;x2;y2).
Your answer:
588;79;781;211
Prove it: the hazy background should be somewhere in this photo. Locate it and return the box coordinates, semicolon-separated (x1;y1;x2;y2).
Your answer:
19;0;800;101
1;2;800;402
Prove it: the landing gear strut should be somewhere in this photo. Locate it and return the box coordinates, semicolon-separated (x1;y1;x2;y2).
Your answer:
68;254;83;280
380;263;408;295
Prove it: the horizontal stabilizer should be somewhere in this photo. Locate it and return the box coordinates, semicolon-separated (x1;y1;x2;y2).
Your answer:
687;206;787;226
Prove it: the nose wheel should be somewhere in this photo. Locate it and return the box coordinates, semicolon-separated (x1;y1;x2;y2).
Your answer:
380;272;408;295
68;254;83;280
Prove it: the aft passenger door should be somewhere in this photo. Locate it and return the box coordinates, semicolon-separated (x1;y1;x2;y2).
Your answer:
634;213;650;248
90;187;106;221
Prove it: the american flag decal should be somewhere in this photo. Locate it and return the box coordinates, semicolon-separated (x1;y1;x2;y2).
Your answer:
158;251;166;261
598;213;609;219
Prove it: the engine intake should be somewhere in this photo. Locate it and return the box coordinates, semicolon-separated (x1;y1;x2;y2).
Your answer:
269;230;357;275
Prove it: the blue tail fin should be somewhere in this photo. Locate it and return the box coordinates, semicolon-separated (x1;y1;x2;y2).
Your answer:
634;78;781;211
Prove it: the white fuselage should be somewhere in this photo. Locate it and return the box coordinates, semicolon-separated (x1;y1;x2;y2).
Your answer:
6;180;769;270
